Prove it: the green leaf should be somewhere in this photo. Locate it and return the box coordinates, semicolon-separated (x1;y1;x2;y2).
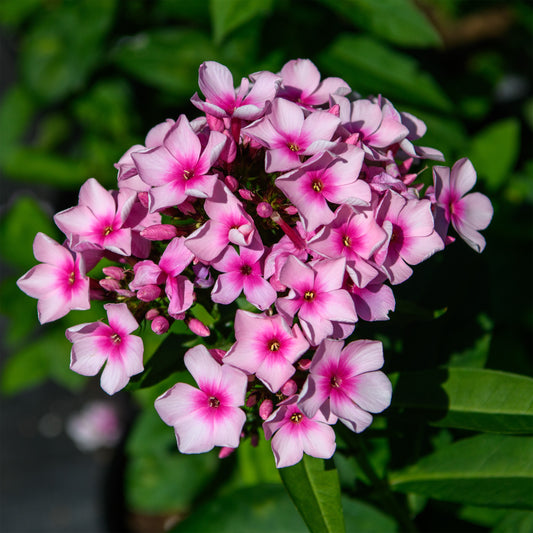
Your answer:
173;483;308;533
209;0;274;44
279;455;345;533
1;147;90;188
0;85;36;166
0;0;41;27
111;29;218;98
319;35;452;111
20;0;116;103
390;434;533;509
315;0;441;48
390;368;533;434
493;511;533;533
342;495;397;532
0;196;58;270
1;330;85;395
468;118;520;190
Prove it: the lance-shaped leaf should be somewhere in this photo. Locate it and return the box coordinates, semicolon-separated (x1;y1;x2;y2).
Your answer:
390;434;533;509
279;455;345;533
389;368;533;434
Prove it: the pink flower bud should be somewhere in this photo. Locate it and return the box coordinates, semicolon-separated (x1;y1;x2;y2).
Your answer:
256;202;273;218
224;175;238;191
140;224;180;241
281;379;297;397
209;348;225;364
187;318;210;337
246;393;257;407
218;446;235;459
137;192;150;208
284;205;298;215
298;358;312;371
102;266;125;280
137;284;161;302
176;200;196;215
238;188;254;201
345;132;360;145
116;288;136;298
328;103;340;117
250;433;259;447
259;399;273;420
151;315;169;335
145;309;159;321
99;278;121;292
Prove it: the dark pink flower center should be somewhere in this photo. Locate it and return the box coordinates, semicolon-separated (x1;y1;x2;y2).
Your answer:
330;375;342;388
103;225;114;236
183;169;194;181
268;339;280;351
208;396;220;408
312;179;323;192
342;235;352;247
287;142;300;152
111;333;121;344
304;290;316;302
68;271;76;285
241;264;252;276
290;412;303;423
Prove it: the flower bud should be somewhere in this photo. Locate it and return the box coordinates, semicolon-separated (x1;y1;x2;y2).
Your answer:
284;205;298;215
259;399;273;420
250;433;259;447
137;192;150;208
151;316;169;335
137;284;162;302
99;278;120;292
187;318;210;337
298;358;312;371
102;266;125;280
328;103;340;117
218;446;235;459
209;348;225;364
145;309;160;321
224;175;238;191
246;393;257;407
256;202;273;218
281;379;297;397
140;224;180;241
238;188;254;201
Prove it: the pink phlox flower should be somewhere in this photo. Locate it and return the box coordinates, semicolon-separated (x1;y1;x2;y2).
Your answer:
54;179;137;256
433;158;493;253
242;97;340;172
224;310;309;393
263;395;336;468
334;95;409;161
276;256;357;346
17;232;90;324
277;58;351;108
275;145;369;232
374;190;445;285
364;166;409;195
191;61;281;121
66;303;144;395
344;272;396;322
132;114;227;212
309;204;386;288
154;344;247;454
121;197;161;259
185;181;261;262
210;245;277;310
131;237;194;318
398;109;445;162
298;338;392;433
115;119;177;192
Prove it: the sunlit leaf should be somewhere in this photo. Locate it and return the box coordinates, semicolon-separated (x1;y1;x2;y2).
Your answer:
390;434;533;509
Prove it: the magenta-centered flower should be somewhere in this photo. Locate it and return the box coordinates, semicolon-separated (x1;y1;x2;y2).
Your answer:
263;395;336;468
155;345;248;453
17;232;90;324
66;303;144;395
433;157;493;253
224;310;310;393
298;338;392;433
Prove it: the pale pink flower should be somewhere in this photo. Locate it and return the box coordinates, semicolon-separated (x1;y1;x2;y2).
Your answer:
243;97;340;172
185;181;261;262
278;58;351;107
263;396;336;468
66;303;144;395
345;274;396;322
433;158;493;253
298;338;392;433
191;61;281;121
54;178;137;256
132;114;227;212
155;345;247;454
17;232;90;324
210;246;277;310
374;190;445;285
276;256;357;346
275;145;369;231
224;310;309;393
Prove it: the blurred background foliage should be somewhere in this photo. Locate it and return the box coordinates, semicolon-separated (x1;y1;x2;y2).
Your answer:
0;0;532;532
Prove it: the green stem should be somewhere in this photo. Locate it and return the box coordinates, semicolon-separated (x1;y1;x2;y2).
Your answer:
340;429;418;532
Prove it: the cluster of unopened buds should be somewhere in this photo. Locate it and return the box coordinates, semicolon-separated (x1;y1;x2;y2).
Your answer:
17;59;493;468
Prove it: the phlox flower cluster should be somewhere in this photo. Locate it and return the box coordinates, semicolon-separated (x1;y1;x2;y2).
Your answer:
17;59;493;468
